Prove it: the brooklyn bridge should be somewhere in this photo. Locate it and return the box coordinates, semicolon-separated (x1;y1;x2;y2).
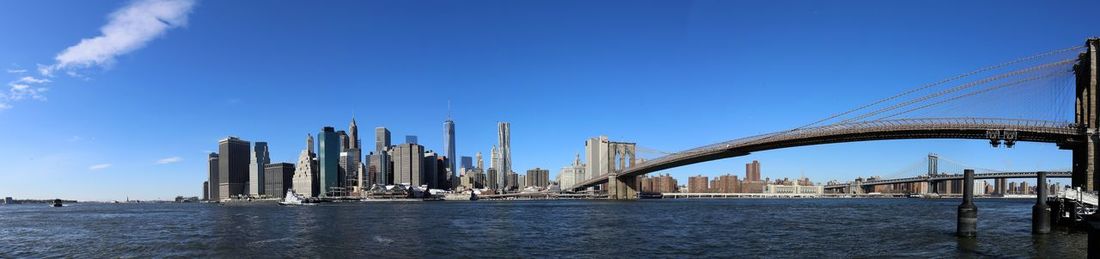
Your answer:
570;39;1100;200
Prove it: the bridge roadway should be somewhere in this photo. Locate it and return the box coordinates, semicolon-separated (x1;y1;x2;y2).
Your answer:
570;118;1079;191
821;171;1071;190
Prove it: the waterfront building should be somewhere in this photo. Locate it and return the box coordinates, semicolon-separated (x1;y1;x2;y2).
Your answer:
764;184;824;194
406;135;418;145
293;135;320;197
218;136;250;200
655;174;678;193
249;142;270;197
318;127;340;197
745;160;761;182
1020;182;1031;195
526;167;550;188
516;174;526;190
1009;182;1018;194
208;152;219;201
424;151;439;188
585;136;609;181
375;127;391;152
392;143;425;186
368;151;391;185
714;174;741;193
444;120;456;185
688;175;709;193
487;168;499;190
3;197;11;204
264;163;295;198
202;181;208;201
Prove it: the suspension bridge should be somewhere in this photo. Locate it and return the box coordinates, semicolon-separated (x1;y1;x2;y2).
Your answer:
820;154;1070;194
570;38;1100;200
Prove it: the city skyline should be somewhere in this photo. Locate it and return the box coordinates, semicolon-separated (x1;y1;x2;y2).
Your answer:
1;0;1094;200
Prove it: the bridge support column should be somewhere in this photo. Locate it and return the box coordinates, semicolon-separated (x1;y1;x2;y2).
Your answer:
957;169;977;238
1074;38;1100;191
1033;172;1051;234
607;175;638;200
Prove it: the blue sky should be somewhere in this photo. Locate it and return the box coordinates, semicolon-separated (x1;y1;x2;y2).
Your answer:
0;0;1095;201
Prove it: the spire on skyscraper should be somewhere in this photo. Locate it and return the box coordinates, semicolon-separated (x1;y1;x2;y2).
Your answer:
307;134;315;154
349;117;360;150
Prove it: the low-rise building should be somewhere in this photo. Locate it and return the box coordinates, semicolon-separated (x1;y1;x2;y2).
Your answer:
764;184;824;195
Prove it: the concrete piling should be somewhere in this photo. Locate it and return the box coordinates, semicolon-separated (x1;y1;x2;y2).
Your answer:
957;169;977;238
1033;171;1051;234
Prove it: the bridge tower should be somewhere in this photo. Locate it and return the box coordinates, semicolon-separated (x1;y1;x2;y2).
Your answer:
606;142;638;200
927;153;939;194
1070;38;1100;191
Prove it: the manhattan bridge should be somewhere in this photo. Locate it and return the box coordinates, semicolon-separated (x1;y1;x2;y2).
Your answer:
571;38;1100;200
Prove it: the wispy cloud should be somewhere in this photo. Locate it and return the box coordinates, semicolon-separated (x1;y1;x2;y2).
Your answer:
156;156;182;164
1;0;196;110
48;0;196;73
67;136;82;142
89;163;112;170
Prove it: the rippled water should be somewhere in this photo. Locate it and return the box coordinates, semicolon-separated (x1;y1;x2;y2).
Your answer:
0;198;1086;257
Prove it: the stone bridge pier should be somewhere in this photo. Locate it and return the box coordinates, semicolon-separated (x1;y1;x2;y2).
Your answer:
1068;38;1100;191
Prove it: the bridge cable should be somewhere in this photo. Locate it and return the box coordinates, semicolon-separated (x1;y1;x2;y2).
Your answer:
794;45;1083;129
874;70;1071;120
841;59;1076;123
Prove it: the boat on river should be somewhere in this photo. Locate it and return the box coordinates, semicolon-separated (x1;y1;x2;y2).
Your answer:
279;190;316;206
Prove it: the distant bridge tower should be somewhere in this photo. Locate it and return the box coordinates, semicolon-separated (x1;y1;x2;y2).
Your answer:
928;153;939;177
1065;38;1100;191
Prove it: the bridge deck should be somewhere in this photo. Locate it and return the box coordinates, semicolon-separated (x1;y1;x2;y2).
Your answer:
572;118;1079;191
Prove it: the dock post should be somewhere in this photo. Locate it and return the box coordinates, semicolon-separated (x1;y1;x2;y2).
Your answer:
957;169;977;237
1033;171;1051;234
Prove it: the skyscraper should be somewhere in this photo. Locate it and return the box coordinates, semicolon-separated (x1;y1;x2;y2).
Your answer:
342;119;362;195
249;142;270;197
586;136;609;181
208;152;219;201
745;160;761;182
375;127;390;152
497;122;511;176
202;181;209;201
491;145;503;190
218;137;250;200
318;127;340;197
475;152;483;169
368;151;391;185
443;119;456;183
392;143;425;186
293;134;320;197
526;168;550;188
424;151;439;188
460;156;473;171
264;163;295;198
349;118;360;150
337;130;350;151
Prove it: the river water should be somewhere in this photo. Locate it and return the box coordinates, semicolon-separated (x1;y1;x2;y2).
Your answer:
0;198;1087;258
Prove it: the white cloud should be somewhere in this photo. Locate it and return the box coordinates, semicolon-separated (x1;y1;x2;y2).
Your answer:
15;76;50;84
6;84;47;101
156;156;182;164
67;136;82;142
0;0;195;111
48;0;196;73
89;163;112;170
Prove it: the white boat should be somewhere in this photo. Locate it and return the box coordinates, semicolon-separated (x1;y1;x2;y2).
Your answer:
279;190;315;206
